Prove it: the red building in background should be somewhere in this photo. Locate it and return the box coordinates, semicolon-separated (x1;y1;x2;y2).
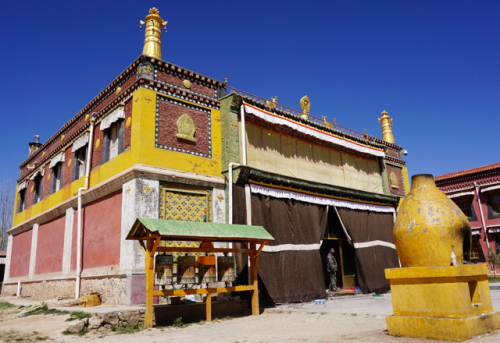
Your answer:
435;162;500;267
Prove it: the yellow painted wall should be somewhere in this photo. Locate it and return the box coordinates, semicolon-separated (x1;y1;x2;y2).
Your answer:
12;87;222;227
132;88;222;177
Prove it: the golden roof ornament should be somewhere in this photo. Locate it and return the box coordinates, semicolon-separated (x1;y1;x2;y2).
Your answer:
140;7;168;59
300;95;310;120
378;110;395;144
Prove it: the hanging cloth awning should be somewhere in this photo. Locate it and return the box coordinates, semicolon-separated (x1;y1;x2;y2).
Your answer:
488;226;500;234
481;184;500;193
49;152;65;168
17;181;27;193
249;180;395;214
29;167;45;180
100;105;125;131
447;191;474;199
243;102;385;158
472;229;482;236
71;133;89;152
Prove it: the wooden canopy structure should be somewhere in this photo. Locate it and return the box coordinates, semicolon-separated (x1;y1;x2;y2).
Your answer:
126;218;275;328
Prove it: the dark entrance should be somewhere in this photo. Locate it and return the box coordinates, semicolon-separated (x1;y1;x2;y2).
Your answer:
320;207;357;290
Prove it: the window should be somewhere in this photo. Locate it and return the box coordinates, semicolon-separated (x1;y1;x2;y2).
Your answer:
110;123;119;160
491;192;500;215
51;163;63;194
471;236;480;259
73;147;87;181
101;120;123;164
32;175;43;205
17;189;26;213
455;197;473;218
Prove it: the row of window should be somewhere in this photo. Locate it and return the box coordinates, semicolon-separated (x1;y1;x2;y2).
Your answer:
453;192;500;221
17;120;124;213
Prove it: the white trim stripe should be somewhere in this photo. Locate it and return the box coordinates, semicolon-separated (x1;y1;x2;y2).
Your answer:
447;191;475;199
243;103;385;158
249;183;396;214
481;184;500;193
353;241;396;249
257;242;322;252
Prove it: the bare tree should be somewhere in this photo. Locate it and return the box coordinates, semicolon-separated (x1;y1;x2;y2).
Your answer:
0;178;14;251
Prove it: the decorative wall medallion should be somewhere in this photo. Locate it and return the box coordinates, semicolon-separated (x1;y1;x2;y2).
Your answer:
42;151;45;157
95;138;100;148
217;194;224;202
68;159;72;167
61;135;65;141
47;173;51;181
126;186;131;194
145;65;152;73
390;171;399;189
176;114;196;142
231;122;237;129
126;117;132;127
155;95;212;158
144;95;152;103
31;186;34;193
144;185;152;194
115;87;122;96
85;114;89;122
182;80;192;89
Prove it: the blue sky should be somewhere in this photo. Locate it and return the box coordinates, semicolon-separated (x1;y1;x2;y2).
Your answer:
1;0;499;187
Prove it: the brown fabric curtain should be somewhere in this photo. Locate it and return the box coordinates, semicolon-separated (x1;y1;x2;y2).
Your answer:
335;208;399;294
233;185;328;303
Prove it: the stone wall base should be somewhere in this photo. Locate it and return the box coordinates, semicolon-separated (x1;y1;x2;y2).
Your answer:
80;277;126;305
1;277;127;305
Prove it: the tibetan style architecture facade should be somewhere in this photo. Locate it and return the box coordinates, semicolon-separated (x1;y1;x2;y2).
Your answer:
2;8;409;304
223;95;408;302
436;162;500;267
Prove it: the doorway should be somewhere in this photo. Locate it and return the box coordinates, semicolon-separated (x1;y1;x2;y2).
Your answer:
320;207;356;290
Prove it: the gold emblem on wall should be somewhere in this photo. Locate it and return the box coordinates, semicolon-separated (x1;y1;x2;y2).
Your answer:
176;114;196;142
182;80;191;89
217;194;224;202
95;138;100;148
390;171;400;189
68;159;72;167
126;117;132;127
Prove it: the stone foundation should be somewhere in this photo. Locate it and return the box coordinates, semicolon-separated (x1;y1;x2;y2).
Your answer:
1;283;18;297
81;277;126;305
1;277;126;304
1;280;75;300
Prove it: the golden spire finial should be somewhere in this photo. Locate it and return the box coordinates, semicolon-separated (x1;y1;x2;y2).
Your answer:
141;8;167;59
378;110;395;144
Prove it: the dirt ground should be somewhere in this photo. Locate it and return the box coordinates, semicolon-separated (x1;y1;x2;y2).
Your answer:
2;298;500;342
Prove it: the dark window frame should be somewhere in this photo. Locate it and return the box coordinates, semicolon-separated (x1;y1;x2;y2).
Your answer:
32;174;44;205
17;189;26;213
50;163;63;195
101;119;124;165
453;195;478;222
72;146;88;181
486;191;500;220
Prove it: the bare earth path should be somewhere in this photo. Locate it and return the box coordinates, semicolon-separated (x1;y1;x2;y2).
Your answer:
2;290;500;342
